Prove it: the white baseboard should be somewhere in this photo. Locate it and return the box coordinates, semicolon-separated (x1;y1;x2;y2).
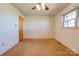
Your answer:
54;38;79;55
0;41;18;55
23;38;54;39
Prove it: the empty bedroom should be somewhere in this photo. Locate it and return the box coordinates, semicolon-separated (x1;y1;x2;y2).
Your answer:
0;3;79;56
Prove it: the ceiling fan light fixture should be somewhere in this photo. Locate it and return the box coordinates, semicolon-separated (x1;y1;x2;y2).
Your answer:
32;3;49;11
36;4;41;11
41;3;45;10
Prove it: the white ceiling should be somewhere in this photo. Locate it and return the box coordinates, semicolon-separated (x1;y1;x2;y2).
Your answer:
13;3;70;16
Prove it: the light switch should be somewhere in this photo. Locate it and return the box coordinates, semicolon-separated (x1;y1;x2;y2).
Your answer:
14;24;17;27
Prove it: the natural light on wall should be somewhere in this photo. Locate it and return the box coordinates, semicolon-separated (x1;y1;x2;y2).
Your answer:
26;20;50;35
24;16;51;38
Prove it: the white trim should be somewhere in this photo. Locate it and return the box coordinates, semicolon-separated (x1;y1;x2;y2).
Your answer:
0;40;18;55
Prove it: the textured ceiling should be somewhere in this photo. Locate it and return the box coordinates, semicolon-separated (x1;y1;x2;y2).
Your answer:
13;3;70;16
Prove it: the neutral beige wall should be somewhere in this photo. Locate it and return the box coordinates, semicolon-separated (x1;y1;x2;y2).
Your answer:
0;3;24;55
24;15;54;39
50;16;55;38
55;3;79;54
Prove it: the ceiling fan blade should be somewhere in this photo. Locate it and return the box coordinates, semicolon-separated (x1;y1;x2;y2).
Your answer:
45;6;49;10
32;6;36;10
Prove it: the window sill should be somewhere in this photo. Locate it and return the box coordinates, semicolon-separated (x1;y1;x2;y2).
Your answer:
62;27;79;29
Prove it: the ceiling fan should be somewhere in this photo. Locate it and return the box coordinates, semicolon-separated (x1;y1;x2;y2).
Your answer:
32;3;49;11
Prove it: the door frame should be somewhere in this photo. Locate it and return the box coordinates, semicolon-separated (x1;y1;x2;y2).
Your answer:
19;16;24;42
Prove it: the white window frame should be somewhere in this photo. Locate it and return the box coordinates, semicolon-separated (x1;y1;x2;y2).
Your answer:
76;8;79;27
63;8;79;29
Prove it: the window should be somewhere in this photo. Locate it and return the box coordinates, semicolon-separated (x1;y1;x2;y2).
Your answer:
63;8;79;28
78;18;79;26
63;10;76;28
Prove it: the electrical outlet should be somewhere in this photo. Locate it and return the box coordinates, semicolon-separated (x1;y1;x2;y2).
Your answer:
2;43;5;46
